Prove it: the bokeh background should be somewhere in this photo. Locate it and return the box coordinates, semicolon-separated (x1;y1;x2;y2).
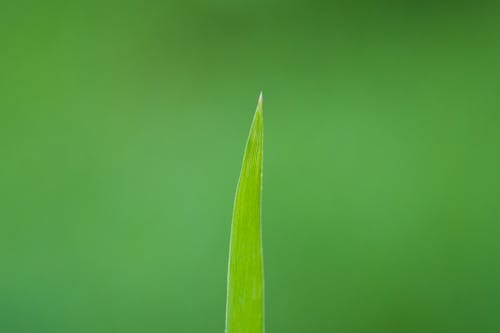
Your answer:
1;1;500;332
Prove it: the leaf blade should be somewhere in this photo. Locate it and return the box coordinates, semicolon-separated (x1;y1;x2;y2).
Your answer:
225;94;264;333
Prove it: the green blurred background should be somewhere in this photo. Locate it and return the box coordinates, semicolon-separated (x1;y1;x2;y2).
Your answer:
1;1;500;332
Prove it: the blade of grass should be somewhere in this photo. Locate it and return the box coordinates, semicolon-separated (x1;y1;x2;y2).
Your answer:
225;93;264;333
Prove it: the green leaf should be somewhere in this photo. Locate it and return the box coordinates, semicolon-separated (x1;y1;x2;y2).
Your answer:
225;93;264;333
